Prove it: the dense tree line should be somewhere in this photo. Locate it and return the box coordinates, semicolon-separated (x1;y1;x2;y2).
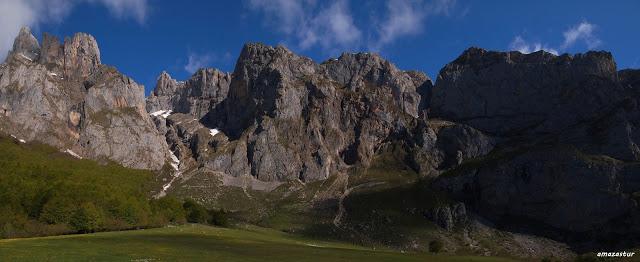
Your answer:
0;136;226;238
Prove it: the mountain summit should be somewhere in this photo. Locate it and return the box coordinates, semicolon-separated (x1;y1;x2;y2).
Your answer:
0;27;168;170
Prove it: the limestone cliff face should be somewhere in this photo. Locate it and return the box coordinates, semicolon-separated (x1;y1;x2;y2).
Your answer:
431;48;640;239
431;48;621;136
147;45;640;250
146;69;231;119
156;43;429;183
0;27;168;170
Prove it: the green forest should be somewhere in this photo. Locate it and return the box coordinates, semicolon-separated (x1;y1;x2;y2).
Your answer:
0;135;224;238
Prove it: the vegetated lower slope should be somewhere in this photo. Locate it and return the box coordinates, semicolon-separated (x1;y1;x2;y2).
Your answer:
166;143;573;260
0;224;518;262
0;134;184;238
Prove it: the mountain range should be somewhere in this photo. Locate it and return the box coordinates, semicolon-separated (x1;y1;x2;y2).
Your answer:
2;27;639;259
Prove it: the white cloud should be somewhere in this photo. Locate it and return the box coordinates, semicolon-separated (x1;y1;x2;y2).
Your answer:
184;51;232;73
184;52;213;73
300;0;361;51
509;36;559;55
562;21;601;49
248;0;457;52
509;20;601;55
248;0;361;52
247;0;307;35
375;0;428;48
0;0;148;61
372;0;455;49
0;1;36;61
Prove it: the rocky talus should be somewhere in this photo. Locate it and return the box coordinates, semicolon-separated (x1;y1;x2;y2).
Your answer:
0;27;168;170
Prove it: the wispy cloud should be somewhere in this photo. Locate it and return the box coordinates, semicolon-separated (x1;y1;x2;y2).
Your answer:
184;53;212;73
247;0;457;53
561;21;601;49
509;36;559;55
509;20;602;55
300;0;362;51
0;0;149;61
371;0;455;50
184;51;232;73
247;0;361;52
374;0;428;49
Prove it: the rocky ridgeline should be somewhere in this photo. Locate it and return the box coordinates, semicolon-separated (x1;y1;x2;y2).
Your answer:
150;43;440;183
0;27;168;170
146;69;231;119
430;48;640;241
148;43;640;243
2;27;640;246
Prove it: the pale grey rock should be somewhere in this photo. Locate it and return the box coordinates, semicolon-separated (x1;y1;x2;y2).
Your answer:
0;27;167;170
39;33;64;68
8;27;40;62
146;69;231;119
63;32;101;81
153;44;431;183
201;43;426;182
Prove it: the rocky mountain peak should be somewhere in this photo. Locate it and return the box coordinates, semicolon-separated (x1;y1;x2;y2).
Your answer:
146;67;231;119
431;47;621;136
63;32;101;80
8;26;40;62
320;51;427;118
165;42;431;182
0;29;168;170
40;33;64;67
153;71;181;96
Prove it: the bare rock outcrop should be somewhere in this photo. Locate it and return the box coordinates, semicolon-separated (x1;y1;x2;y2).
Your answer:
146;69;231;119
193;43;430;182
0;27;167;170
431;48;640;245
431;48;622;136
149;44;436;183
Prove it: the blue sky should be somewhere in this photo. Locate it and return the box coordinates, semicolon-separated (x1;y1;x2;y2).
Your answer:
1;0;639;95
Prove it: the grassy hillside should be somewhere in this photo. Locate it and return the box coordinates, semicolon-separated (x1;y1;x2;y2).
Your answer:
0;224;518;261
0;135;185;238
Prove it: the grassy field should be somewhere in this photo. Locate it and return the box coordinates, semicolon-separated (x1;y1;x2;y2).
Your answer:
0;224;519;262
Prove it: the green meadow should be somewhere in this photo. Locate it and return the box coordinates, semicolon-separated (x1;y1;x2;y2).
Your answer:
0;224;519;262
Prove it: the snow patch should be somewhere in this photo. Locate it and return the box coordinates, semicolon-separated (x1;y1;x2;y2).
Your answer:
209;128;220;137
9;135;25;143
19;53;33;62
150;110;166;117
155;149;182;198
169;150;180;170
63;149;82;159
149;110;172;119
